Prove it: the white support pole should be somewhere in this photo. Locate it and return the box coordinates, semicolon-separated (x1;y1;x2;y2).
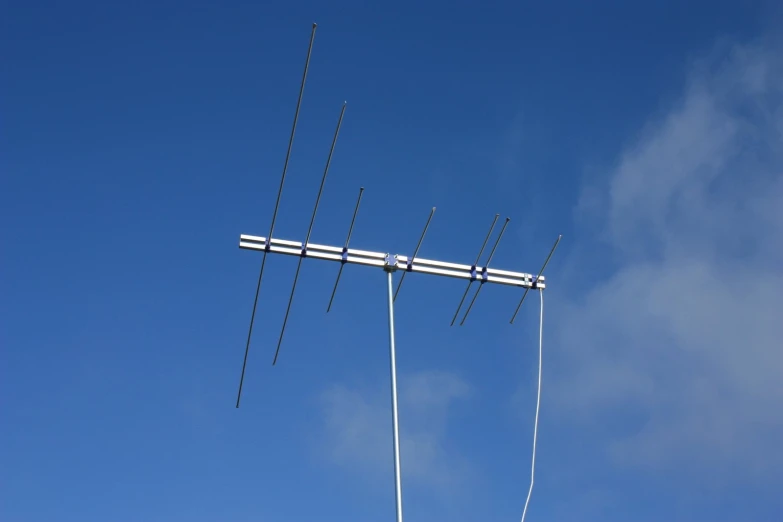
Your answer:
237;232;555;522
385;268;404;522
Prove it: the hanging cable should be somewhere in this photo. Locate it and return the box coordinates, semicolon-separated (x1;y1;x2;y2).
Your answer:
520;289;544;522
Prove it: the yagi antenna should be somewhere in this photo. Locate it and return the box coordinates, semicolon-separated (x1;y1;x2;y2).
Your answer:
231;23;562;522
236;22;317;408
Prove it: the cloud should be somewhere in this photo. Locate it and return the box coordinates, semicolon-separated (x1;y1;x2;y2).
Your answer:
552;39;783;481
318;370;473;493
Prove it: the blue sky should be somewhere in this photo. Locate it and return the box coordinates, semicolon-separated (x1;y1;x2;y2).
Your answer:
2;1;782;521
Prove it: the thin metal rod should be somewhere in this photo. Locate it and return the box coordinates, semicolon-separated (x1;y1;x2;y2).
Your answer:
450;214;500;326
268;22;318;243
386;269;404;522
304;102;347;246
510;234;561;324
484;217;510;267
393;207;436;302
459;283;484;326
342;188;364;249
459;217;510;326
273;256;303;366
327;186;365;312
236;253;267;407
327;265;346;311
450;282;474;326
474;214;501;265
236;23;317;408
273;102;347;365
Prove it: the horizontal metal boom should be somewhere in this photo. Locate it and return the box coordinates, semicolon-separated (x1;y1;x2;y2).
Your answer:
239;234;544;289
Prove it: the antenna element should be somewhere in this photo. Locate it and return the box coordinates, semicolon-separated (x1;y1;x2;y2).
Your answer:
393;207;436;302
327;186;365;312
236;23;318;408
273;102;347;365
509;234;561;324
450;213;500;326
459;217;510;325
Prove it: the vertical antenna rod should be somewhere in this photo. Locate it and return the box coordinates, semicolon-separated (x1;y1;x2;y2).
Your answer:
450;213;500;326
385;268;404;522
509;234;561;324
327;186;365;312
459;217;510;325
236;23;318;407
393;207;436;302
273;102;347;365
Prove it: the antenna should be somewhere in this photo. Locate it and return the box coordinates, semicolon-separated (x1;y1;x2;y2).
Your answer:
394;207;436;302
326;186;364;313
273;102;347;365
509;234;561;324
450;213;499;326
457;216;510;325
236;23;317;408
232;24;561;522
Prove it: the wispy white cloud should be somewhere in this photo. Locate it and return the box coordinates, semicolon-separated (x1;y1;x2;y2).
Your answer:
553;39;783;481
318;370;473;493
